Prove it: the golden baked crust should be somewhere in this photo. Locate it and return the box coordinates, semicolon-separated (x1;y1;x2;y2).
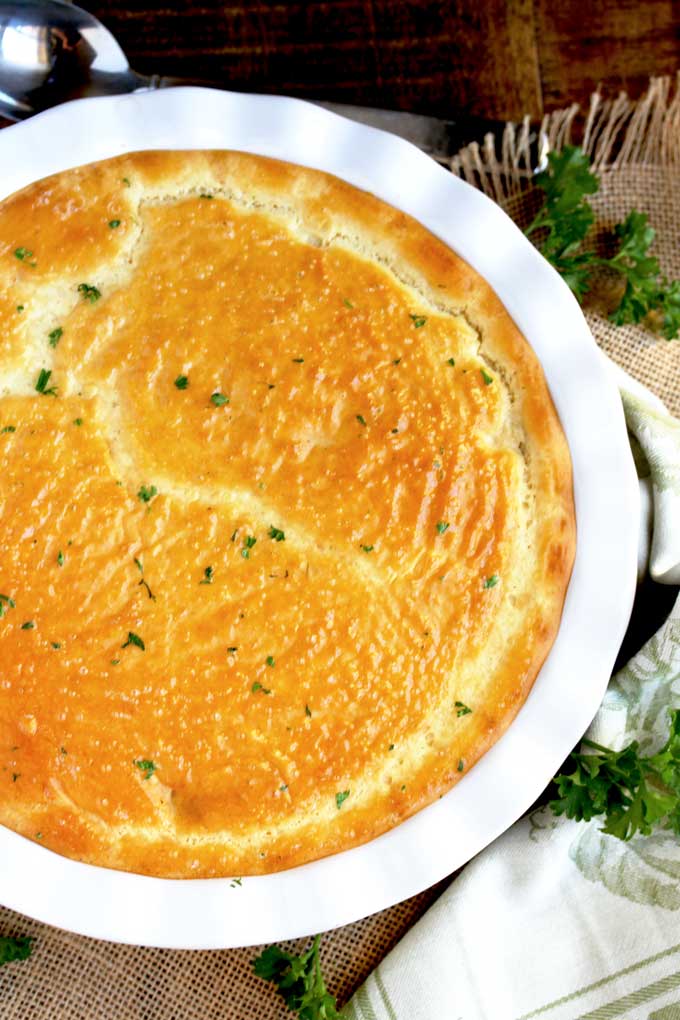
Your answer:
0;151;575;878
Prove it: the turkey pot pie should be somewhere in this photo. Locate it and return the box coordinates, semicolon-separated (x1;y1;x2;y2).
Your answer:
0;151;574;878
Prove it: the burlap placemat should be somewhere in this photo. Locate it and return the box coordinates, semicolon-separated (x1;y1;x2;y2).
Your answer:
1;75;679;1018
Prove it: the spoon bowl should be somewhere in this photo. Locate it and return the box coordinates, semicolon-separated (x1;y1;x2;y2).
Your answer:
0;0;152;120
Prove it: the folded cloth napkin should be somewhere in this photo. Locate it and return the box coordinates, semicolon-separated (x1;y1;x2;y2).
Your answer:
345;371;680;1020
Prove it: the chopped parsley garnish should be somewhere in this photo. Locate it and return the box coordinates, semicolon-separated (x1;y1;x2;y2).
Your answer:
51;642;61;649
137;485;157;503
134;558;143;574
436;521;449;534
20;621;34;630
122;177;131;187
279;784;288;792
211;392;229;406
265;655;275;667
268;526;285;542
57;551;64;567
174;375;189;390
392;357;401;364
230;877;243;888
110;659;120;666
305;704;312;717
356;414;367;426
409;314;427;328
14;247;34;263
446;357;455;366
0;594;16;619
241;535;257;559
252;681;271;695
0;936;33;967
1;425;15;434
335;790;350;809
73;418;83;426
139;579;155;601
252;936;341;1019
292;357;304;363
199;566;214;585
48;326;63;348
16;305;24;313
457;758;465;771
108;219;121;228
35;368;57;396
360;544;374;553
455;701;472;717
389;743;395;751
483;574;499;588
199;193;214;200
12;773;19;782
227;646;238;654
122;631;145;651
480;368;493;385
133;758;156;780
343;298;354;308
77;283;101;303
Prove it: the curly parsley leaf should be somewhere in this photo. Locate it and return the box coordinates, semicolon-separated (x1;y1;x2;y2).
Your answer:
607;211;680;339
252;935;342;1020
525;145;597;303
0;935;33;966
550;709;680;840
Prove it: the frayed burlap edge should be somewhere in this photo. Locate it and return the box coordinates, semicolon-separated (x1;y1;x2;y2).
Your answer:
451;72;680;203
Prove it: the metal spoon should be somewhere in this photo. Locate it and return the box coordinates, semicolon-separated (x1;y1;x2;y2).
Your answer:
0;0;190;121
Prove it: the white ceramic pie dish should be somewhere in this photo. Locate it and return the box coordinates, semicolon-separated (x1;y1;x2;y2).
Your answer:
0;87;639;948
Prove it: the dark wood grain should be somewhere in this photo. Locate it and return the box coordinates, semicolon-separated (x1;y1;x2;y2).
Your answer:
3;3;679;126
87;0;543;120
83;1;680;122
536;0;680;111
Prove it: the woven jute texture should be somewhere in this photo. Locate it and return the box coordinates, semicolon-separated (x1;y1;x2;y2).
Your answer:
0;881;448;1019
2;75;679;1018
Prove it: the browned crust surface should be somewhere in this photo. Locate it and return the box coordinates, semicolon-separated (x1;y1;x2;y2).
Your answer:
0;151;575;877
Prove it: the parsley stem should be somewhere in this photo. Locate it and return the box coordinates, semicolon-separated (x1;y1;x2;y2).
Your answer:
524;210;551;238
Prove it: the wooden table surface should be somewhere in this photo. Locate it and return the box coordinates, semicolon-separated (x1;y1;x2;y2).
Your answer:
87;0;680;122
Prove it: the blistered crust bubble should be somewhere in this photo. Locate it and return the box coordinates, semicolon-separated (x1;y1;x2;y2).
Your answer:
0;152;575;877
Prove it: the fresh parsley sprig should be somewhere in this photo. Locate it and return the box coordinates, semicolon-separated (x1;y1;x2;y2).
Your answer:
252;935;341;1020
525;146;680;338
550;709;680;841
525;146;597;301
